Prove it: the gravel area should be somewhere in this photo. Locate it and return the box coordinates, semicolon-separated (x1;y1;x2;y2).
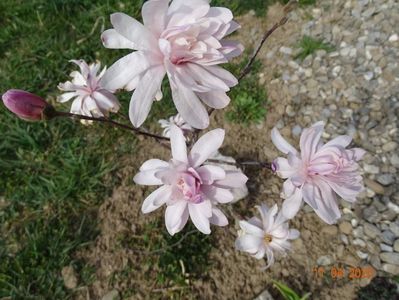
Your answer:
258;0;399;279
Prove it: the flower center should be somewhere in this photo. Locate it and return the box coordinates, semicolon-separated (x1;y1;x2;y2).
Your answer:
264;234;273;244
176;172;203;204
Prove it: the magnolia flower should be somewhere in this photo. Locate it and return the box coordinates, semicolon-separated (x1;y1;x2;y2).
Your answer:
134;125;248;235
2;89;54;121
158;114;193;138
235;204;299;269
101;0;243;129
58;60;120;117
271;121;365;224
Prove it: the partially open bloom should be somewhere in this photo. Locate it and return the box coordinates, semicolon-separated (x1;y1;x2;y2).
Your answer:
272;121;366;224
235;204;299;269
158;114;193;138
101;0;243;129
134;125;248;235
2;89;54;121
58;60;120;117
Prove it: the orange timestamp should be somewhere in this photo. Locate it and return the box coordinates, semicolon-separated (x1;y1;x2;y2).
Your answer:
312;265;376;280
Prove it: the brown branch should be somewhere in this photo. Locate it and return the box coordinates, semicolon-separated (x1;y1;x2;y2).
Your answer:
237;15;288;81
54;111;170;142
206;159;272;170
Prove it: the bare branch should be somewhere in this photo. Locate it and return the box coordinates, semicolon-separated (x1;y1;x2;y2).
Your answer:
54;111;170;142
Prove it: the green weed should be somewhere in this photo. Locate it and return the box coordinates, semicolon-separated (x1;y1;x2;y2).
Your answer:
295;35;335;60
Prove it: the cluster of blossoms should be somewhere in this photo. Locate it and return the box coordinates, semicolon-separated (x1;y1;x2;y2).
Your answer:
1;0;366;270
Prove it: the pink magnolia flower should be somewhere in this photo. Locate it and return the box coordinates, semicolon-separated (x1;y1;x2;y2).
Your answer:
271;121;366;224
134;125;248;235
2;89;53;121
101;0;243;129
158;114;193;138
235;204;299;269
58;60;120;117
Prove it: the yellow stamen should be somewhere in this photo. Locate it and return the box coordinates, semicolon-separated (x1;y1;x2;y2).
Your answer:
264;234;273;244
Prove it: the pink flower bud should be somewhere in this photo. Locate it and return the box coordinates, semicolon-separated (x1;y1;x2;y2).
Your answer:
2;89;54;121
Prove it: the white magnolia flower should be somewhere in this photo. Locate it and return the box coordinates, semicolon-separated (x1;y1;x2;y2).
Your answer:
271;121;365;224
158;114;193;138
58;60;120;117
235;204;299;269
134;125;248;235
101;0;243;129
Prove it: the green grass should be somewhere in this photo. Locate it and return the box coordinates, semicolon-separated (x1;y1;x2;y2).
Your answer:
295;35;335;60
0;0;270;298
357;277;399;300
0;0;140;298
226;58;268;125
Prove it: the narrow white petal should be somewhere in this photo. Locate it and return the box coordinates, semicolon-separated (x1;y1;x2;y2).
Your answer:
110;13;157;50
271;127;298;155
101;29;137;49
129;66;166;127
188;202;212;234
165;200;188;235
171;83;209;129
140;159;169;171
100;52;151;91
142;185;171;213
57;92;77;103
170;125;188;163
189;129;225;167
209;207;228;226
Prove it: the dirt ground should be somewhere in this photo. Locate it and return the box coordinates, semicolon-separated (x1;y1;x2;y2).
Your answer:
77;4;369;300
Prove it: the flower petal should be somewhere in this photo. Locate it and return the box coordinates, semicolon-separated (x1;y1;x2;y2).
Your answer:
129;66;166;127
188;201;212;234
100;52;151;91
189;129;225;167
171;83;209;129
140;159;169;171
214;170;248;189
206;7;233;23
170;125;188;164
142;0;169;37
235;234;262;254
288;229;300;240
101;29;137;49
300;121;324;161
196;91;230;109
271;127;298;155
57;92;77;103
196;165;226;184
201;185;233;203
142;185;171;213
209;207;228;226
282;187;303;219
110;13;157;50
239;220;264;237
165;200;188;235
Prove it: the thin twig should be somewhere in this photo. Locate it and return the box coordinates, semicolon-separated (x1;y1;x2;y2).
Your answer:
237;15;289;82
206;159;272;170
54;111;170;142
207;2;293;119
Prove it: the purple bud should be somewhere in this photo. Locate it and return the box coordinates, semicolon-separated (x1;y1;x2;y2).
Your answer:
271;160;277;173
2;89;55;121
